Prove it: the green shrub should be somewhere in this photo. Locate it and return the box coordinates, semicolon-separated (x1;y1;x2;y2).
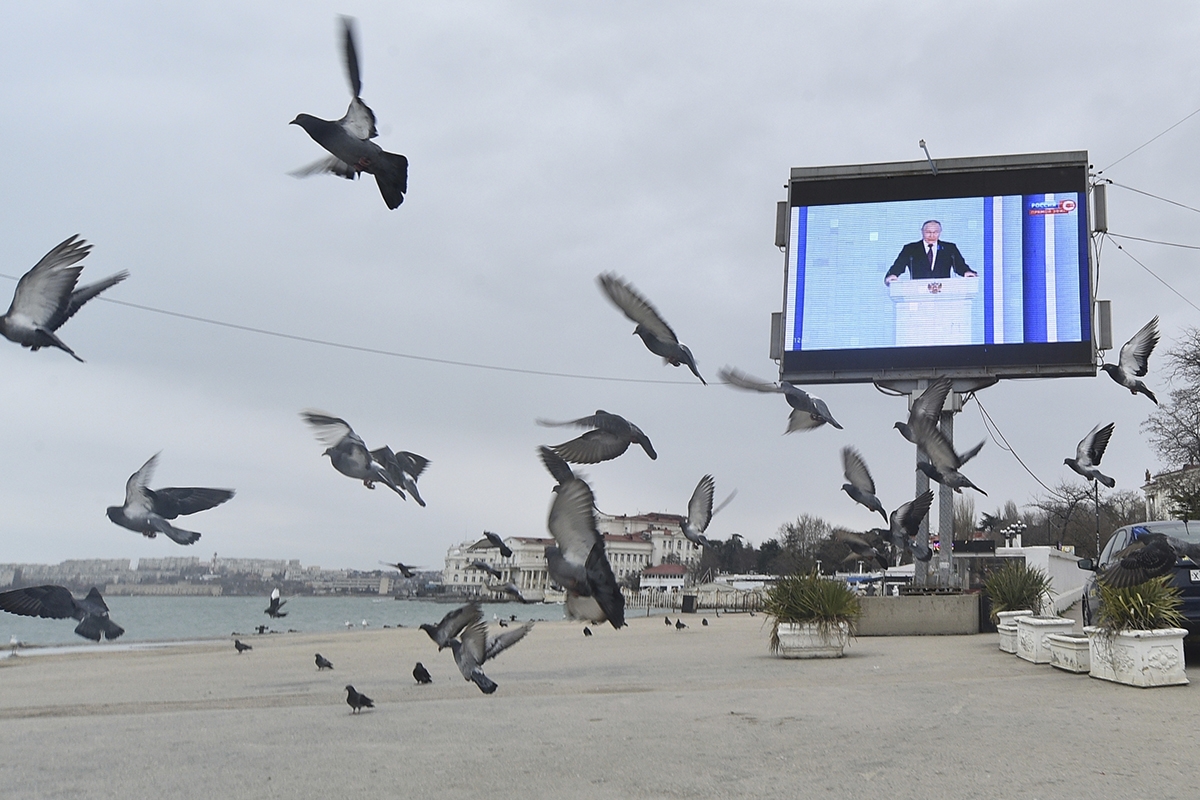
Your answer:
764;570;861;652
1096;575;1185;633
983;561;1052;621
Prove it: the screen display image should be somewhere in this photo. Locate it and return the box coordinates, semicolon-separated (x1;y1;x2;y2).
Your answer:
780;153;1094;382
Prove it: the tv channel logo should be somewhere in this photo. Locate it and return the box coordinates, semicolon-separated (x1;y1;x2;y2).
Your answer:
1028;198;1078;216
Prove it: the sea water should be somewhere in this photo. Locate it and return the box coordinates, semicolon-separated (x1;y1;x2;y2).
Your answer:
0;596;561;652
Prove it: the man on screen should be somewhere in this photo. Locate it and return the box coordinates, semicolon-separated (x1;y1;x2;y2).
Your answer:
883;220;977;285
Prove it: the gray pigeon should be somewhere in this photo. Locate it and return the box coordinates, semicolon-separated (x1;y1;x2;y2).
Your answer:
379;561;419;578
910;421;986;495
466;560;503;580
0;585;124;641
370;445;429;507
1101;316;1159;404
265;588;287;618
315;653;334;670
344;684;374;713
482;530;514;558
541;447;625;628
290;17;408;209
538;410;657;463
597;272;706;384
681;475;736;548
486;581;531;604
301;411;406;498
868;490;935;564
413;662;432;684
0;235;128;362
840;447;888;522
420;602;482;650
834;530;889;571
105;453;234;546
1064;423;1116;488
446;619;534;694
234;639;252;654
894;377;952;444
718;366;842;432
1101;529;1200;588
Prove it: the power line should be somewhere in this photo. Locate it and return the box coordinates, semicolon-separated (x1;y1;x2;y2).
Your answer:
1103;236;1200;314
972;394;1065;501
0;274;702;385
1107;232;1200;251
1098;104;1200;173
1105;180;1200;215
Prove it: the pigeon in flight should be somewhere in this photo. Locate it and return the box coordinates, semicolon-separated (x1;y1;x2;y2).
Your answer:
290;17;408;209
413;662;432;684
541;447;626;628
0;585;124;641
868;490;935;564
841;447;889;523
301;411;407;498
466;560;503;580
315;653;334;670
597;272;706;384
894;377;952;444
446;619;534;694
718;366;842;432
486;581;531;604
482;530;514;558
910;422;986;495
420;602;482;650
0;235;128;362
1101;528;1200;588
234;639;252;654
834;530;890;571
344;684;374;713
1101;316;1159;404
379;561;419;578
538;410;657;464
1064;423;1116;488
105;453;234;546
371;445;430;507
265;588;287;618
681;475;736;548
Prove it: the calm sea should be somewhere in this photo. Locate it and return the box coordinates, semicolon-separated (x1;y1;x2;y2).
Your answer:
0;596;566;651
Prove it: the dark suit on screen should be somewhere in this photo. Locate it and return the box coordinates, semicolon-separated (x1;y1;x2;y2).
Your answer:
884;240;974;283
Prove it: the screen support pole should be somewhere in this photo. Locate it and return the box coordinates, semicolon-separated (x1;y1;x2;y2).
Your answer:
935;409;955;587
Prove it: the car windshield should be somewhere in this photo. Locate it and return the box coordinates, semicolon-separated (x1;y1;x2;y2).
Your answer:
1132;521;1200;544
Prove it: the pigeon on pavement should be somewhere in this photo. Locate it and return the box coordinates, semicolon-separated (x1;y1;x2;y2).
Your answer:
413;662;432;684
840;447;889;523
482;530;514;558
344;684;374;713
234;639;252;654
718;366;842;432
1101;317;1159;404
265;588;287;618
105;453;234;546
315;653;334;670
681;475;736;548
0;235;128;362
371;445;429;507
0;585;124;641
290;17;408;209
420;602;482;650
446;619;534;694
538;410;657;464
597;272;706;384
675;619;687;630
894;377;952;444
1100;528;1200;588
1064;423;1116;488
301;411;406;498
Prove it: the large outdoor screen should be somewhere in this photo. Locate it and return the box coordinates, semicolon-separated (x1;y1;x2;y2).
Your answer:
781;152;1094;383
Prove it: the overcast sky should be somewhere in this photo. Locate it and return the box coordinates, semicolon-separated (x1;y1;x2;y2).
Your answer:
1;2;1197;573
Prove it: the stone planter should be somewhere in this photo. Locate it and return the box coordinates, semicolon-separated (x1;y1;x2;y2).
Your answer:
997;623;1019;653
1046;633;1090;673
1084;626;1189;687
1016;616;1076;664
773;621;851;658
996;610;1034;627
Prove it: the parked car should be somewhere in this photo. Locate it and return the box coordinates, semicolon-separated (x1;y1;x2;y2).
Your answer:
1077;520;1200;638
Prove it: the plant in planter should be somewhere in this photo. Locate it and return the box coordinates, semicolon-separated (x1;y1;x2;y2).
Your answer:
765;571;861;658
1086;575;1189;687
982;561;1052;621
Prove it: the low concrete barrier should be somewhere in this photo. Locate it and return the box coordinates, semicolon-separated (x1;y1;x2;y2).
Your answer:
856;594;979;636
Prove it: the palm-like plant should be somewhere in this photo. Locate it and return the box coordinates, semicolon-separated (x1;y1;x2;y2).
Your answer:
764;570;861;653
1096;575;1185;634
983;561;1052;622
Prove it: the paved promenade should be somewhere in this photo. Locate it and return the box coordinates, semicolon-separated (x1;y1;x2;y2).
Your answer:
0;613;1193;799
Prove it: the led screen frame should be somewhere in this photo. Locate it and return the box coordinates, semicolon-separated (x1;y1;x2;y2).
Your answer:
780;151;1095;384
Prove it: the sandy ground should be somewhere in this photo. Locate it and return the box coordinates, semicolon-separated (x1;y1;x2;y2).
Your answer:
0;612;1195;799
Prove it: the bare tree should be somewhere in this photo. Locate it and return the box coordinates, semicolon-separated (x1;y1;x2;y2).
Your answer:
1142;326;1200;467
953;495;977;539
1028;481;1146;558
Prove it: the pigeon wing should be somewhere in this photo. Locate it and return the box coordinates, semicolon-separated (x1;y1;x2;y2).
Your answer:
891;490;935;539
394;451;429;479
456;620;488;677
5;236;90;325
717;366;781;394
431;602;483;647
584;541;625;628
340;17;364;102
151;487;234;519
841;447;876;495
538;445;575;485
50;271;128;331
1077;423;1114;468
289;156;359;180
908;377;952;428
124;453;159;513
687;475;716;534
301;411;363;449
547;478;602;565
550;430;630;464
912;420;960;471
1118;316;1159;377
484;621;534;663
340;97;378;141
596;272;678;344
0;585;79;620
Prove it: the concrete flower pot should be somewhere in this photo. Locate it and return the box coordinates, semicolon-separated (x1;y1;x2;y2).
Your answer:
1046;633;1090;673
1084;626;1189;687
997;623;1019;654
774;621;850;659
1016;616;1076;664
